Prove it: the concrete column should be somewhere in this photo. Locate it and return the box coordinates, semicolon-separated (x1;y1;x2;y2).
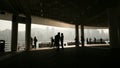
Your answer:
25;16;31;51
107;8;120;49
11;14;18;52
118;21;120;46
81;25;85;47
75;24;79;47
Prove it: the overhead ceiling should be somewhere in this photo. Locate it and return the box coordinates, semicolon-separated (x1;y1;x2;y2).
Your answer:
0;0;119;27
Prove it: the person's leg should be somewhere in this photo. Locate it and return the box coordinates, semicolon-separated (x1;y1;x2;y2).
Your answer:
57;43;59;51
34;42;36;49
61;42;64;49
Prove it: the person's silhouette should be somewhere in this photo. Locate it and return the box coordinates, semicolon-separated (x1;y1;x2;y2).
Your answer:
94;37;96;44
100;38;103;44
31;37;33;48
50;37;54;47
89;38;92;44
34;36;38;49
60;33;64;49
55;32;60;51
86;38;89;44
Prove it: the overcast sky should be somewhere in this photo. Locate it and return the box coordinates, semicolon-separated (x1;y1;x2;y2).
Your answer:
0;20;49;31
0;19;109;34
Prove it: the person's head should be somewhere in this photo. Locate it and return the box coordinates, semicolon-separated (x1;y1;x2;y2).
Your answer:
61;33;63;35
34;36;37;38
58;32;60;35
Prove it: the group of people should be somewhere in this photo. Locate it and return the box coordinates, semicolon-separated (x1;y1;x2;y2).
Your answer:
51;32;64;51
31;32;64;51
86;37;103;44
31;36;38;49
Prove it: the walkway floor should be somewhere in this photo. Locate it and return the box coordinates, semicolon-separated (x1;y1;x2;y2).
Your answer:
0;45;119;68
31;44;110;50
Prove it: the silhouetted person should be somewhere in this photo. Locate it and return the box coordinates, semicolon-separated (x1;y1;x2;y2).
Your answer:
81;36;85;47
94;37;96;44
31;37;33;48
100;38;103;44
50;37;54;47
55;32;60;51
34;36;38;49
74;36;78;46
60;33;64;49
86;38;89;44
89;38;92;44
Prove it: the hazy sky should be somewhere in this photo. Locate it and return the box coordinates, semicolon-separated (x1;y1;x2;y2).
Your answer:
0;19;109;34
0;19;69;31
0;20;12;31
0;20;49;31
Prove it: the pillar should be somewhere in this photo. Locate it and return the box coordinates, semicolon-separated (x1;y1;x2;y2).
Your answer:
81;25;85;47
25;16;31;51
107;8;120;49
118;16;120;46
11;14;18;52
75;24;79;47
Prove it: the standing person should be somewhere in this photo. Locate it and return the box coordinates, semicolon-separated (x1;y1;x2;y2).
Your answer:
86;38;89;44
55;32;60;51
89;38;92;44
34;36;38;49
94;37;96;44
50;37;54;47
60;33;64;49
81;36;85;47
31;37;33;48
100;38;103;44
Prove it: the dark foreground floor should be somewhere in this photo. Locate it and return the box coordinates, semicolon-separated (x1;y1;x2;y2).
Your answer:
0;46;119;68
